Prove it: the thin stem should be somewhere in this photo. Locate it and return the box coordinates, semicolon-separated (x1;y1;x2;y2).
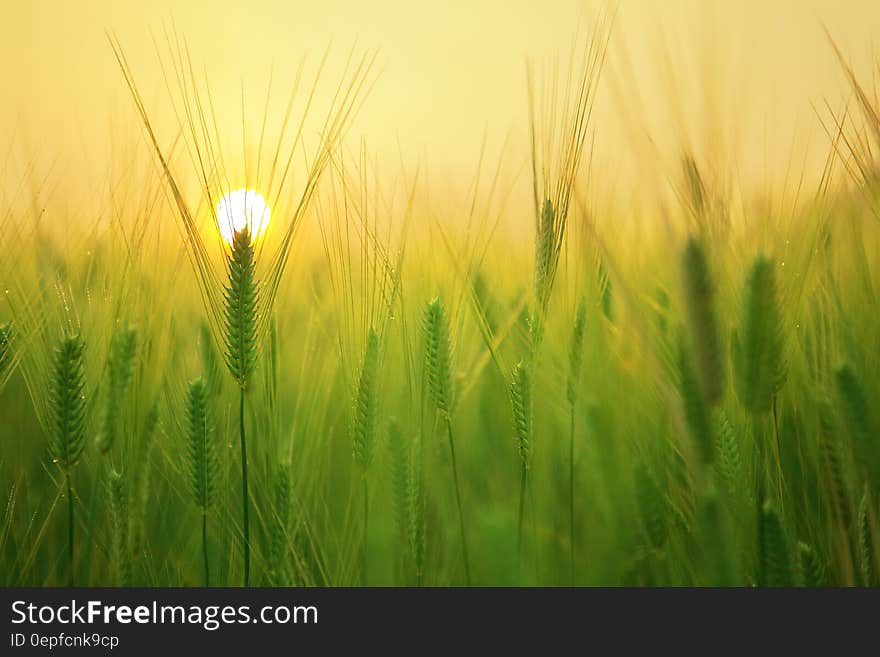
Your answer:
362;475;369;586
568;402;575;585
444;415;471;585
202;511;210;587
239;387;250;587
66;471;74;587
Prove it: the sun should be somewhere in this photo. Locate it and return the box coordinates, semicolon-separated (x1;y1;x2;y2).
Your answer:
216;189;271;246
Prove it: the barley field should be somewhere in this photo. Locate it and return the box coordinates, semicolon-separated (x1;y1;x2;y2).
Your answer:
1;3;879;587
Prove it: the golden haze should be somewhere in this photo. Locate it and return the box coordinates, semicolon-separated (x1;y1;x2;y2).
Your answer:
1;0;879;214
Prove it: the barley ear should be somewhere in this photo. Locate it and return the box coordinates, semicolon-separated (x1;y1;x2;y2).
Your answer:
680;236;724;405
107;467;131;586
423;298;454;415
48;334;87;471
184;378;216;511
835;364;879;488
818;401;853;531
733;254;784;414
566;298;587;406
635;465;668;550
97;326;138;454
0;321;14;381
353;329;380;469
387;419;409;544
269;463;292;579
534;198;555;313
510;361;533;470
407;433;426;581
131;401;159;557
714;410;747;509
698;486;738;585
224;227;259;390
858;489;876;586
678;336;714;464
760;501;794;586
797;541;826;587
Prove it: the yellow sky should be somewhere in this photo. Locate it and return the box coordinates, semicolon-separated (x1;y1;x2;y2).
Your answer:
2;0;879;212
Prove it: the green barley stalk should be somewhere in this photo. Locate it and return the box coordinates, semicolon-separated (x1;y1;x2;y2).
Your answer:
424;299;454;414
0;321;13;384
715;409;746;501
533;199;556;327
387;419;408;558
269;463;291;585
131;402;159;560
797;541;826;587
635;465;668;551
714;410;748;513
408;433;427;586
96;326;137;455
732;254;784;415
819;413;853;534
678;336;715;465
353;328;380;584
224;227;259;587
681;237;724;406
423;298;470;584
184;378;217;586
510;360;533;561
47;334;87;586
353;329;380;469
759;500;794;586
732;255;784;582
835;364;879;488
107;468;131;586
566;298;587;581
858;489;876;586
698;486;737;585
114;37;374;587
514;23;610;578
388;421;426;584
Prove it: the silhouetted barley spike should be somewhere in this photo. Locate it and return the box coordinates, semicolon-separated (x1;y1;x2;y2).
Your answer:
408;434;426;586
566;299;587;581
636;465;668;551
760;501;794;586
698;486;737;585
269;463;291;584
858;489;876;586
678;336;715;465
835;364;879;488
0;321;14;383
97;326;137;455
681;236;724;406
733;254;784;414
107;468;131;586
184;378;216;586
353;328;380;584
510;360;533;563
797;541;826;587
47;334;87;586
423;298;470;583
224;227;259;587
